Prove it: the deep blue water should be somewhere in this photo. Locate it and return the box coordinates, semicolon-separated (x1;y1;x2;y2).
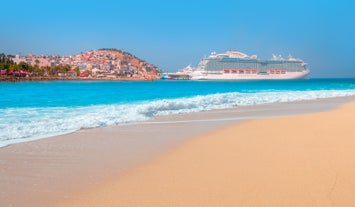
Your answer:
1;79;355;147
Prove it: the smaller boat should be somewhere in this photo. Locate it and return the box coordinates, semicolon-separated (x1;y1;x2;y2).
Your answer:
160;73;175;80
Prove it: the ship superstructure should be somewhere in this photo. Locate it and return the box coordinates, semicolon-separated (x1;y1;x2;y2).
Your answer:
190;51;309;80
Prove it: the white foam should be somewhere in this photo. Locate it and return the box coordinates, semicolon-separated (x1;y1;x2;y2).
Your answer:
1;89;355;147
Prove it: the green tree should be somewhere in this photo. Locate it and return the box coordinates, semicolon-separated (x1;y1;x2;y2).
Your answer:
33;65;41;76
18;62;29;71
74;66;80;76
9;64;19;72
63;65;70;73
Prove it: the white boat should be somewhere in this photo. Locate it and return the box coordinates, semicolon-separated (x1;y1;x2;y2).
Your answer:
189;51;310;80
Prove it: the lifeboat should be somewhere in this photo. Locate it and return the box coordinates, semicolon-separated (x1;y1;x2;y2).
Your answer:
231;70;237;73
223;69;230;73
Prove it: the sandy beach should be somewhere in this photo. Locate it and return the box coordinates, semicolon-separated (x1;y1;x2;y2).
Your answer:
3;0;355;206
58;99;355;207
1;97;355;207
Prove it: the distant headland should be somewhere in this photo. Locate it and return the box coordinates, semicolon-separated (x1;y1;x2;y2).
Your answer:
0;49;162;81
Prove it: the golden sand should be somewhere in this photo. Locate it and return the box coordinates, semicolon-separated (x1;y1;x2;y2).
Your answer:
57;102;355;207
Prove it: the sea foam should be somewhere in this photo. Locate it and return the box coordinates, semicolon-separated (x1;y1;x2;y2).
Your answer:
1;89;355;147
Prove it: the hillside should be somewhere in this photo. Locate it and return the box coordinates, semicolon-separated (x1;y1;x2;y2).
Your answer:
1;49;162;80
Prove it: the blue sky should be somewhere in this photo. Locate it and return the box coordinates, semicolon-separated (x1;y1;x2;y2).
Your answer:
1;0;355;77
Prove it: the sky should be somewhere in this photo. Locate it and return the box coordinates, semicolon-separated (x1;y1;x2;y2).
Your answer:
1;0;355;78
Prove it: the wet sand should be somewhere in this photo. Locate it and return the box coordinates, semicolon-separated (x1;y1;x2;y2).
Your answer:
0;96;354;207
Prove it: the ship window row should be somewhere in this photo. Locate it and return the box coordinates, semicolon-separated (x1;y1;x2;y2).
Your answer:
204;60;305;72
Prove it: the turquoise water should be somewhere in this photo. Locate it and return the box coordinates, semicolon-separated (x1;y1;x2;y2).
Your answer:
1;79;355;147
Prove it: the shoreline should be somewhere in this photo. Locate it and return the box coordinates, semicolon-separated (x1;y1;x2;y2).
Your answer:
2;96;355;149
59;99;355;207
1;77;355;82
1;96;355;206
0;76;156;82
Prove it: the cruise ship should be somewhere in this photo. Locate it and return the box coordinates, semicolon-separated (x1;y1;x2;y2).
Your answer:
188;51;309;80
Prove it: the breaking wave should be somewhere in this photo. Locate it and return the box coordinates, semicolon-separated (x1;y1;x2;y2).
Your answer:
1;89;355;147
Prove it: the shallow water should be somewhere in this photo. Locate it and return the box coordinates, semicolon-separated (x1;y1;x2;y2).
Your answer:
1;79;355;146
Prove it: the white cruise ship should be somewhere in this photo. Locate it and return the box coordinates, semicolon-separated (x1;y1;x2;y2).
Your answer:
189;51;309;80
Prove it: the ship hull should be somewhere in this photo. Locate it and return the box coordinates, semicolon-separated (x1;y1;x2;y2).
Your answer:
190;70;310;80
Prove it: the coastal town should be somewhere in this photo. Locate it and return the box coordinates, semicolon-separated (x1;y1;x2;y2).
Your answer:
0;49;162;81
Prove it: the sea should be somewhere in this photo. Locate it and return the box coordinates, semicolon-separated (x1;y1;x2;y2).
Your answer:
1;79;355;147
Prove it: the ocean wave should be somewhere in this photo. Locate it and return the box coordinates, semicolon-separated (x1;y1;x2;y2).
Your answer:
1;89;355;147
